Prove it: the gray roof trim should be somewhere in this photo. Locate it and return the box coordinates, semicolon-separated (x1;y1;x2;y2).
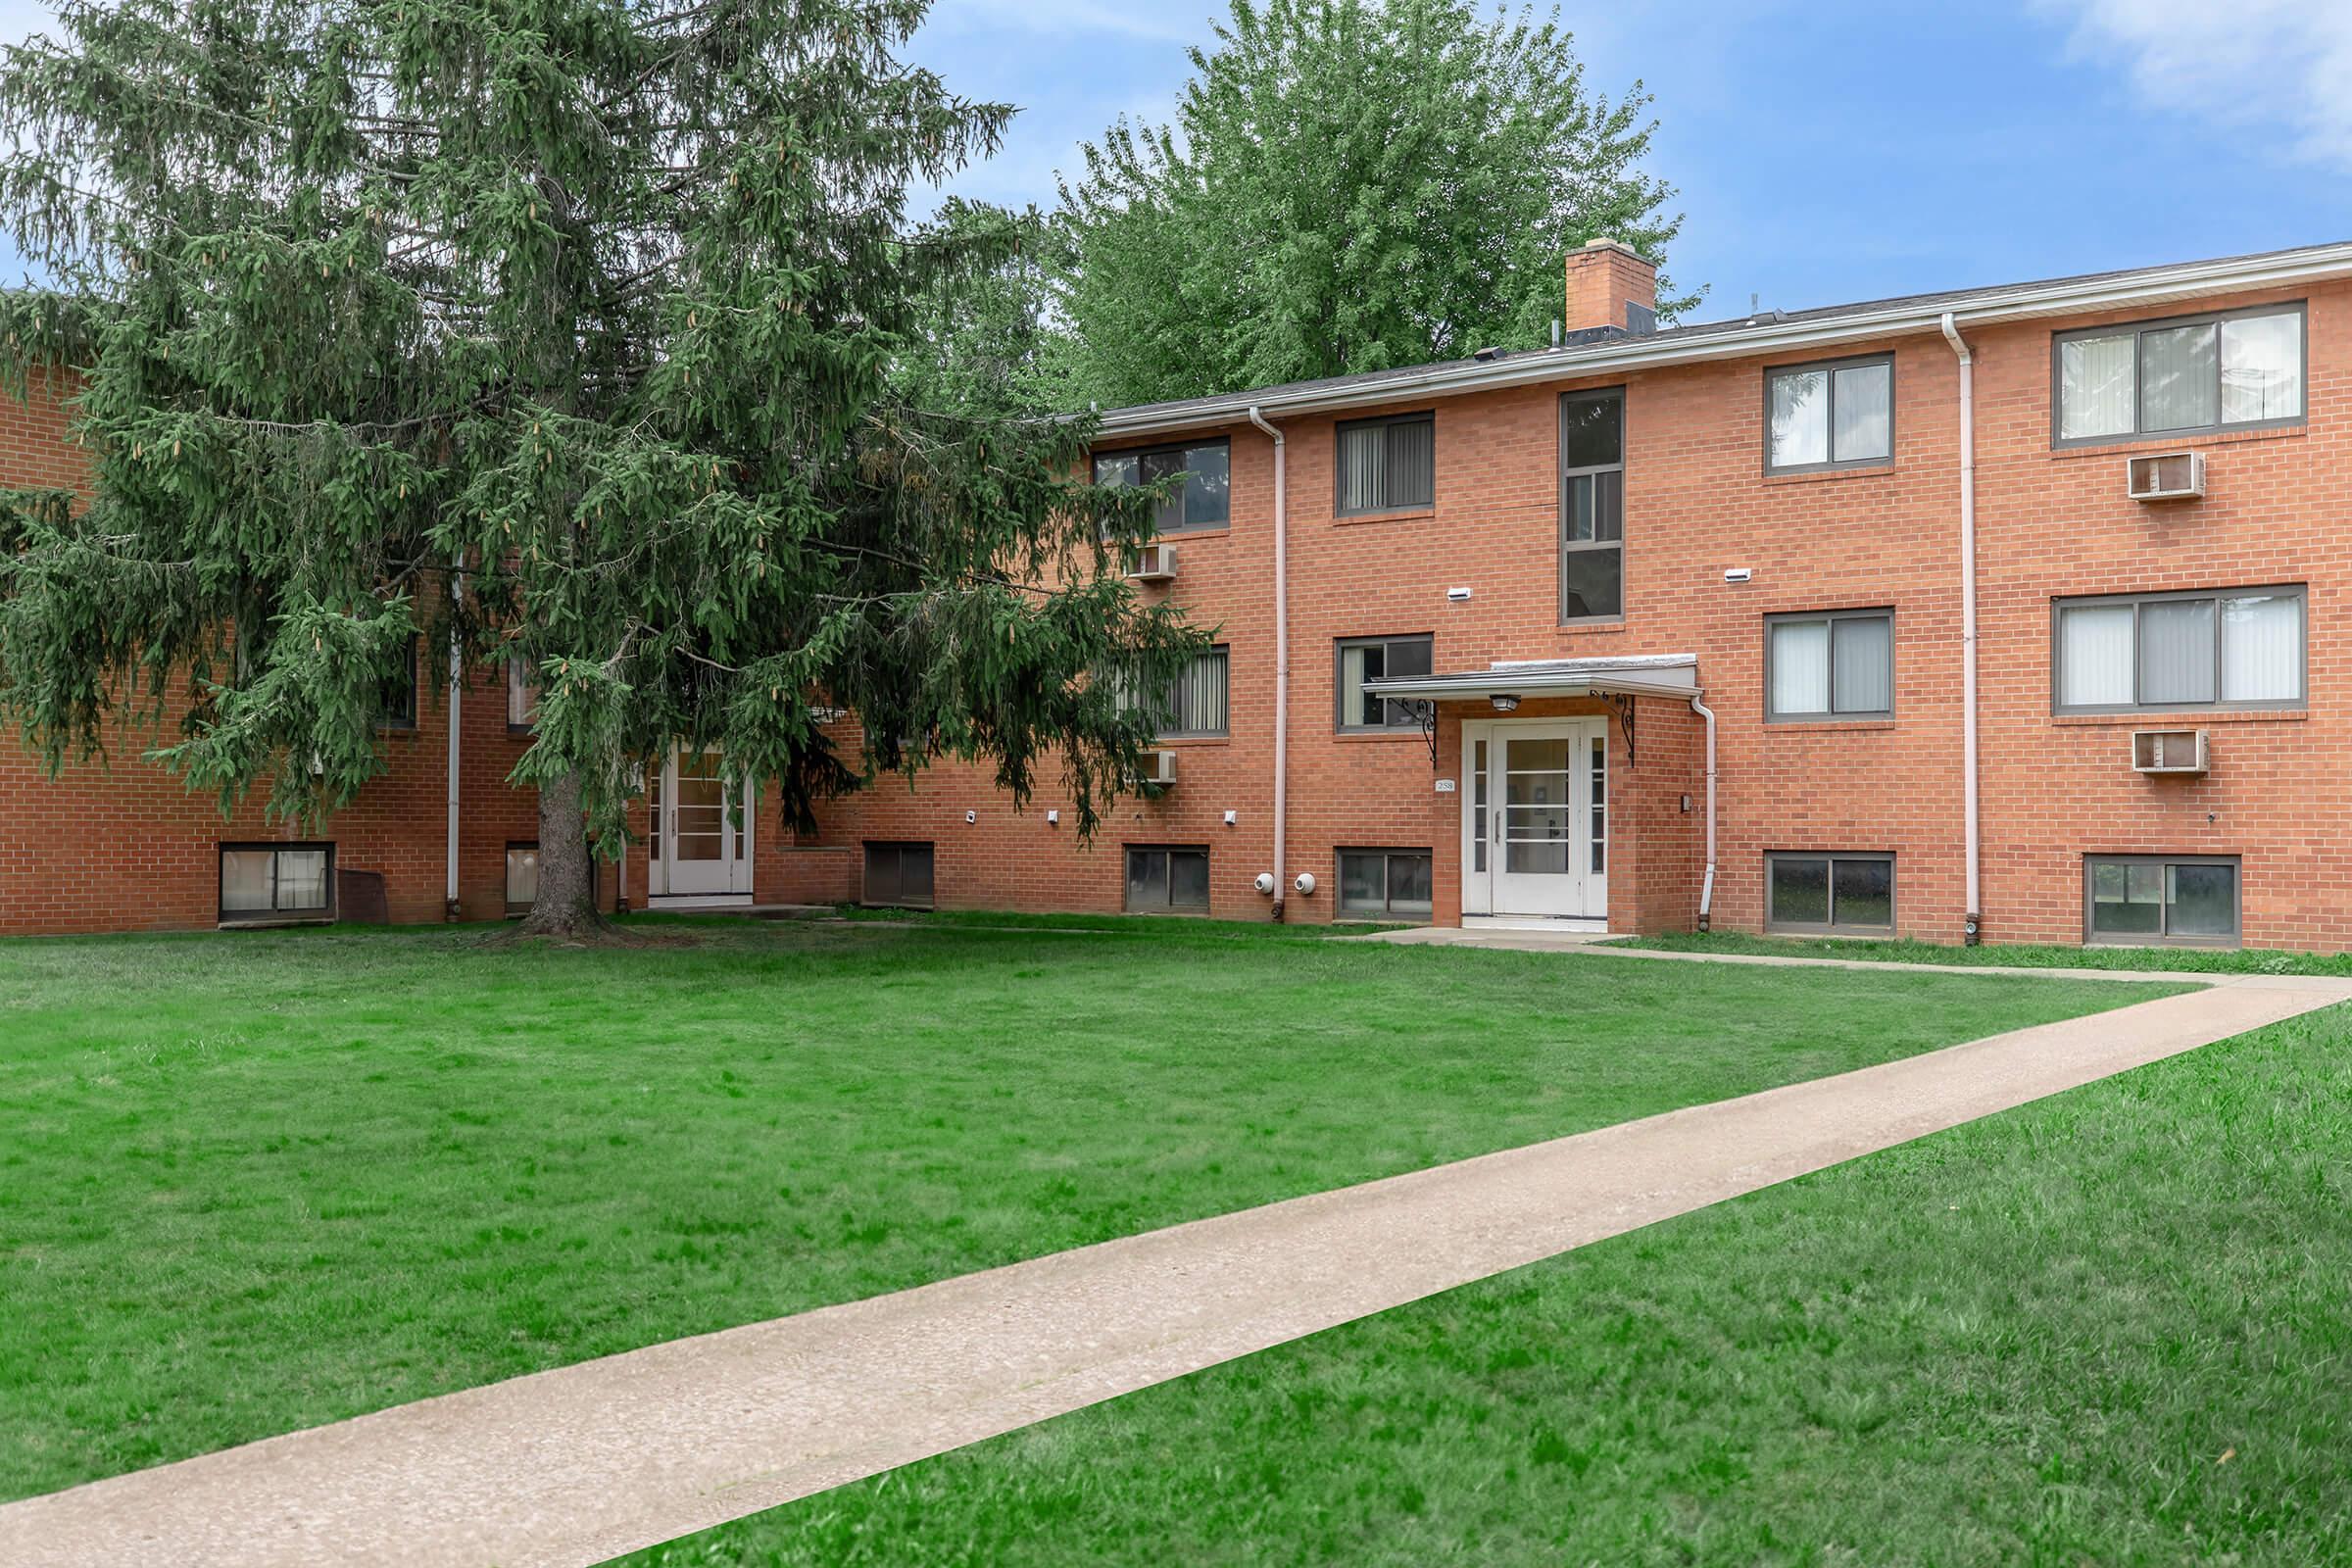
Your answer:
1366;654;1700;703
1096;239;2352;439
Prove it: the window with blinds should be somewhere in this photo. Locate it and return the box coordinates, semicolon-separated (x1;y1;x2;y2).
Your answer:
2055;304;2304;445
1335;413;1435;515
1766;609;1893;721
2053;588;2304;713
1121;647;1230;738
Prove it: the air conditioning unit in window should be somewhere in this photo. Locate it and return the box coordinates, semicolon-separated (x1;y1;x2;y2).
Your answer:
2127;451;2204;502
1126;542;1178;582
1134;749;1178;789
2132;728;2209;774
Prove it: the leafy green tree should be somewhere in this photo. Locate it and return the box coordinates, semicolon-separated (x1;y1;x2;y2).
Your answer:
895;198;1073;419
0;0;1203;938
1054;0;1691;409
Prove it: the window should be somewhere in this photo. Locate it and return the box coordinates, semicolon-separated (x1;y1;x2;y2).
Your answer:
1558;389;1623;621
1767;609;1893;721
2054;304;2304;445
1121;647;1230;738
1094;440;1231;535
1338;850;1433;918
1335;412;1435;515
220;843;334;922
1126;845;1210;913
505;843;540;913
2053;587;2304;713
1336;635;1434;730
507;657;540;732
2085;855;2239;947
863;841;936;908
1765;853;1893;934
1766;355;1892;472
379;636;418;730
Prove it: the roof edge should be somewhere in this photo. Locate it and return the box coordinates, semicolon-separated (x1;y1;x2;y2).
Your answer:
1097;240;2352;439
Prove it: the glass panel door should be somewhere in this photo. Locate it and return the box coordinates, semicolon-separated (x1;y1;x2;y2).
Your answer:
659;747;748;897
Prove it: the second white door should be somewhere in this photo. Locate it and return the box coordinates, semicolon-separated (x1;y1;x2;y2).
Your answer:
1463;719;1607;919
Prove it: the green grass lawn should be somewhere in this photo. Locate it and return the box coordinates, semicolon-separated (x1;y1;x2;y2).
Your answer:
0;918;2162;1502
627;1000;2352;1568
1606;926;2352;976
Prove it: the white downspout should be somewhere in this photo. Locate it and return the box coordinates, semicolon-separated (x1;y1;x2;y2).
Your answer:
1247;405;1289;921
1940;312;1983;944
1690;697;1717;929
444;573;464;920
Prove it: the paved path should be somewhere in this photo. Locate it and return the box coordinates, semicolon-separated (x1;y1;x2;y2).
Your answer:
7;972;2346;1568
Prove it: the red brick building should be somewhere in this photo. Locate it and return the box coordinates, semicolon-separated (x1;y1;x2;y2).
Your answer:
8;238;2350;950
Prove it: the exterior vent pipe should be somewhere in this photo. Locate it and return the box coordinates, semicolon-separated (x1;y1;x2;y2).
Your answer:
1247;405;1289;920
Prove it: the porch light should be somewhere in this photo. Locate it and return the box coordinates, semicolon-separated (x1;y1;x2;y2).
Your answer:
1491;694;1521;712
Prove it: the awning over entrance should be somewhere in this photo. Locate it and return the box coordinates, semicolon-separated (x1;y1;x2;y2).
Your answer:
1363;652;1701;704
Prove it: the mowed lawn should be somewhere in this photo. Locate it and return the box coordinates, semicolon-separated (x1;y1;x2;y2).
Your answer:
0;918;2163;1502
628;1001;2352;1568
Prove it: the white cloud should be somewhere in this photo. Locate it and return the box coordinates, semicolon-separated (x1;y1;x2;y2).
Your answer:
2044;0;2352;171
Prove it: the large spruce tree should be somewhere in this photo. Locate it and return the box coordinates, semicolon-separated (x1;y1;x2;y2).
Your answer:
0;0;1202;937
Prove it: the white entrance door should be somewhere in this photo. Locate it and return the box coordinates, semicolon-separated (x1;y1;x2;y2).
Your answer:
653;747;753;901
1461;719;1608;920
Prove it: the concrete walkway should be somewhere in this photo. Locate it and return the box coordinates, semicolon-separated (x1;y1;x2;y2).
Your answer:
7;974;2346;1568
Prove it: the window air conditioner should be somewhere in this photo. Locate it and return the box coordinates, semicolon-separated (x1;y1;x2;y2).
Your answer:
2127;452;2204;502
1136;749;1178;788
1126;542;1178;582
2132;729;2208;774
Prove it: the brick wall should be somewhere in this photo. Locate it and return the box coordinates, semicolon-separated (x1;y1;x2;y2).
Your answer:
10;271;2352;949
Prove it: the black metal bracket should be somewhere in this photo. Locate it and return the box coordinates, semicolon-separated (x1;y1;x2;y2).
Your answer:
1605;694;1637;765
1416;701;1439;768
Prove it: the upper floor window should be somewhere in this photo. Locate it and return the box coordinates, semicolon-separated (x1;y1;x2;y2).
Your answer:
2053;586;2304;713
1766;355;1892;472
379;635;418;730
1335;412;1434;515
1767;608;1893;721
1121;646;1230;738
2055;304;2304;445
507;657;540;732
1336;634;1433;730
1559;388;1624;621
1095;440;1231;534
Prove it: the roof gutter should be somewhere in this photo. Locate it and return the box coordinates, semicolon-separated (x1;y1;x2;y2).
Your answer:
1246;404;1289;920
1099;243;2352;439
1941;311;1983;944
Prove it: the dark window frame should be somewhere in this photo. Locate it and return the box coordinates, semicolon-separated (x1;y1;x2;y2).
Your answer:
1335;633;1435;732
1125;645;1230;740
1763;352;1896;474
862;840;937;909
1764;607;1896;722
1764;852;1895;935
1337;848;1434;919
218;841;337;924
378;634;419;731
1092;437;1233;536
2083;854;2241;949
2049;584;2307;715
1558;387;1626;624
1125;843;1211;914
506;656;540;735
2050;301;2307;450
1334;410;1436;517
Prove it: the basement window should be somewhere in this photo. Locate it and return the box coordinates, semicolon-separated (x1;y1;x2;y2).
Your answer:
1338;849;1434;918
2085;856;2239;948
863;841;936;908
506;844;540;914
1126;845;1210;914
1765;853;1893;935
220;843;335;924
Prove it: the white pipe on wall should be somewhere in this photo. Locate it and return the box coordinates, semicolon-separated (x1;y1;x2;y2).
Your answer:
1247;404;1289;920
1940;312;1983;944
444;575;464;919
1689;697;1717;928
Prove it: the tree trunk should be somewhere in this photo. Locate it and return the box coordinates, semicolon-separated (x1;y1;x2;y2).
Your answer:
514;766;609;941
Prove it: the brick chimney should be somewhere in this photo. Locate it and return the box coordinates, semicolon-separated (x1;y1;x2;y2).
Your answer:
1564;237;1657;335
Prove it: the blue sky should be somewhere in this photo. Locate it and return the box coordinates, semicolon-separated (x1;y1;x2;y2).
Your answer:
5;0;2349;319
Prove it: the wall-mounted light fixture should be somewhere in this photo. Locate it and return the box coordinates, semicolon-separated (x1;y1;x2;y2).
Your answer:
1491;694;1521;712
